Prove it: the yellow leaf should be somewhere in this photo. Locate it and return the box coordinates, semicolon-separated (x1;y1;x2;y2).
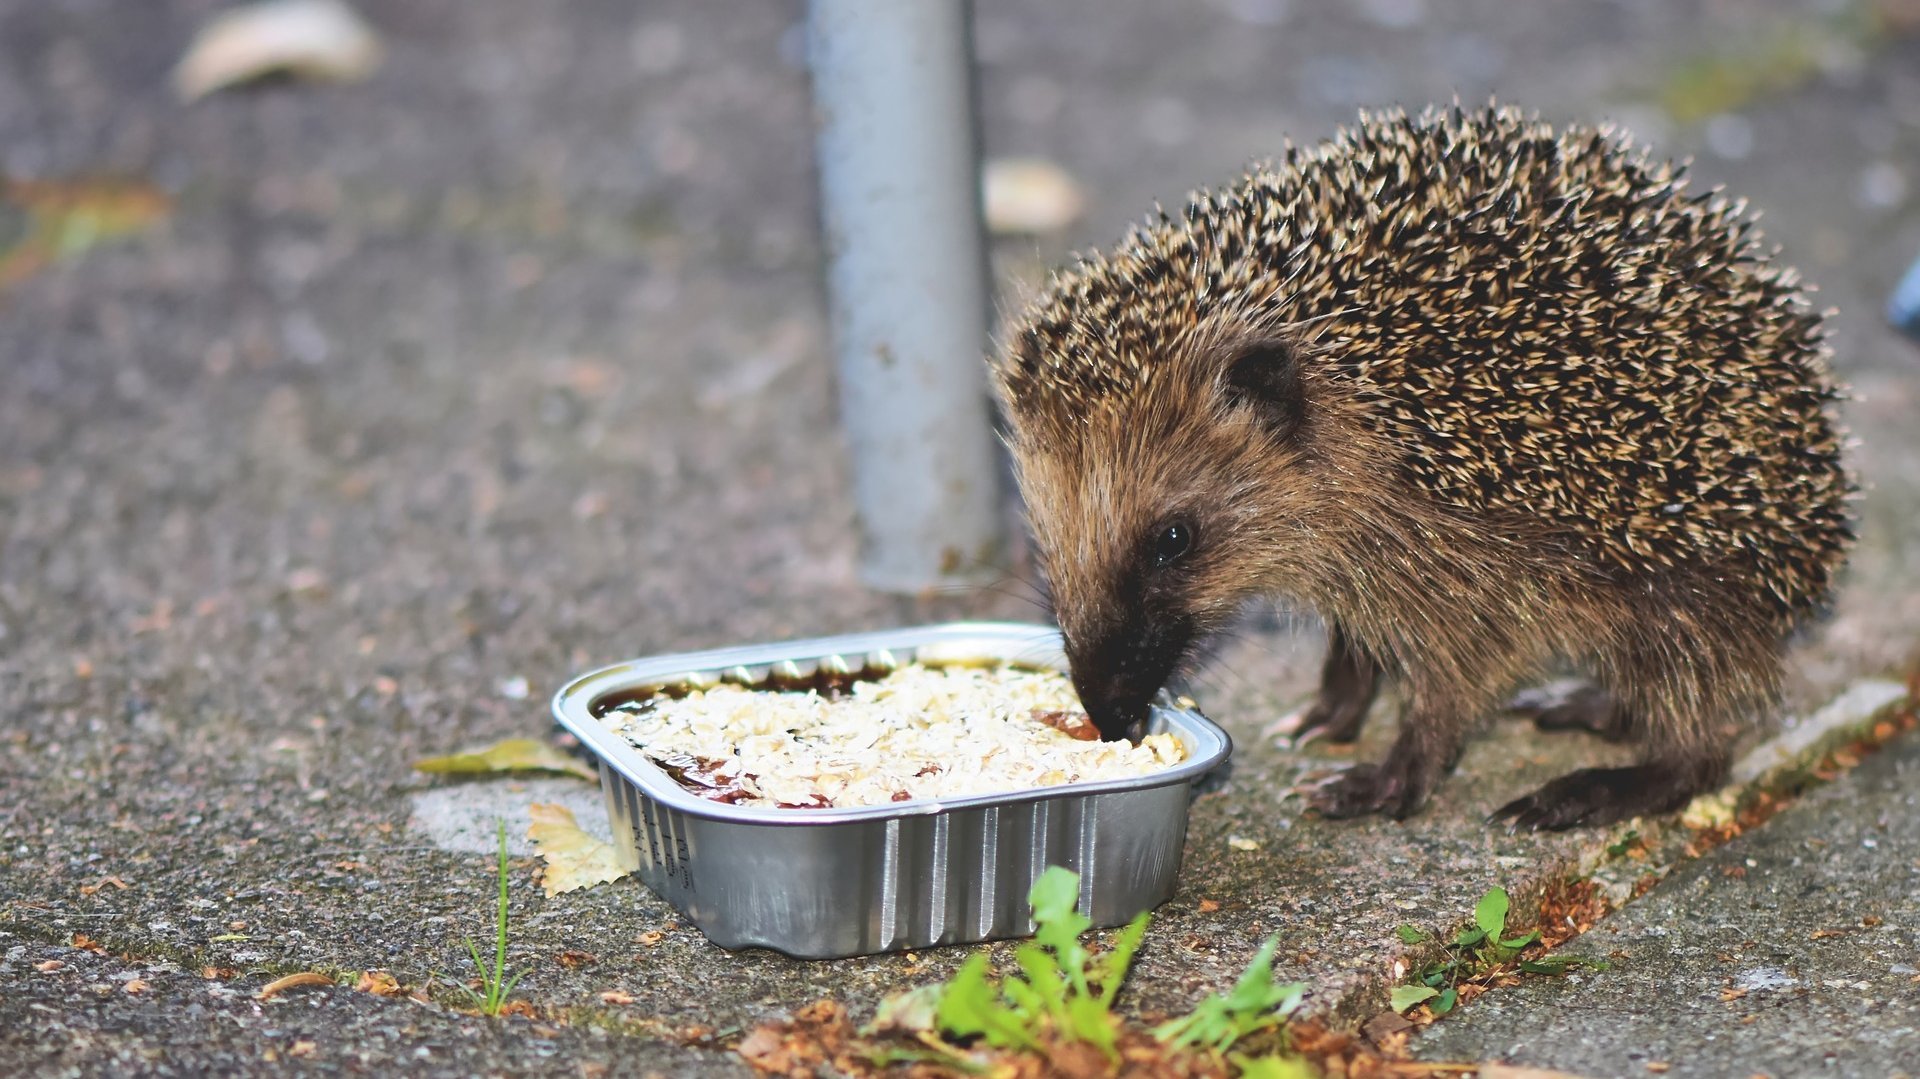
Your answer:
1680;789;1736;830
355;970;404;997
527;803;626;896
413;739;596;782
257;972;336;999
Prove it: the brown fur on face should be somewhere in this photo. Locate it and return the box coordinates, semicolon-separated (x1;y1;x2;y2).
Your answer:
1009;322;1329;646
992;104;1851;825
1002;316;1334;732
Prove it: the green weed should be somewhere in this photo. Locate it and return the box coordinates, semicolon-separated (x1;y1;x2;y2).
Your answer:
872;867;1310;1075
933;867;1146;1061
438;821;526;1016
1154;935;1306;1054
1391;885;1604;1017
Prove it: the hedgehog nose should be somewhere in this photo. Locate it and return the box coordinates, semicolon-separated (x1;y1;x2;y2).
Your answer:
1064;619;1194;741
1068;655;1163;742
1071;672;1152;743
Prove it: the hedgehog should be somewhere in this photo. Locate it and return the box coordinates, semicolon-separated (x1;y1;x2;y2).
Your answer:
992;103;1853;830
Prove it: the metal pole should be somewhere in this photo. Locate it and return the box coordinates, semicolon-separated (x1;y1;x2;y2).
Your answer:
808;0;1003;592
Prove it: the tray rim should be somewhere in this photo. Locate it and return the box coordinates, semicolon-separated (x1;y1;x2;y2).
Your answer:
551;620;1233;826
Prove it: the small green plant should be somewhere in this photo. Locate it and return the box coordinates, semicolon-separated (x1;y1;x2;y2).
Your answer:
1391;885;1603;1017
439;820;526;1016
1154;935;1306;1053
867;867;1310;1075
934;866;1147;1061
1605;829;1642;859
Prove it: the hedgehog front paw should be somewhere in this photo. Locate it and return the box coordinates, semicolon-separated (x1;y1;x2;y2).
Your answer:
1291;625;1380;745
1291;693;1371;745
1310;753;1436;821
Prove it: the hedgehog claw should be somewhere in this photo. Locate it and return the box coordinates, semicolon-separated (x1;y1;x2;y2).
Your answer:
1490;781;1617;832
1490;763;1720;831
1486;797;1558;833
1310;754;1435;821
1311;764;1399;818
1292;695;1370;746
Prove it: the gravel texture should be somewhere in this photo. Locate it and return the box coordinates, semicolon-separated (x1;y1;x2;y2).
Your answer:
3;0;1919;1074
1416;734;1920;1077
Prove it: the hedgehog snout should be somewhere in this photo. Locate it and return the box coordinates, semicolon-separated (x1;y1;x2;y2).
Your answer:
1065;615;1195;742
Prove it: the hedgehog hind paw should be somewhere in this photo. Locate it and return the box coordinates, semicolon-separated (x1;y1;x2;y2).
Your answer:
1489;764;1707;831
1504;680;1635;742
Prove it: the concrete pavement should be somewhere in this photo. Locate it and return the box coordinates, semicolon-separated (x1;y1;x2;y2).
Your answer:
3;1;1919;1074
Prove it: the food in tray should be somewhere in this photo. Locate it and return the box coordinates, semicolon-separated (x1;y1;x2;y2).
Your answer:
599;663;1187;809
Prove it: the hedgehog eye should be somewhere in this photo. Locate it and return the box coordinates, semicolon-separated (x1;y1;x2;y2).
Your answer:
1151;522;1195;568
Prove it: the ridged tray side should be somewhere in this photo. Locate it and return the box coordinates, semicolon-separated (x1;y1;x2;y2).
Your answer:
601;767;1192;957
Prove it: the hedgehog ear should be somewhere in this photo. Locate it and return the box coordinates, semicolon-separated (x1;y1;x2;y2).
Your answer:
1220;339;1305;439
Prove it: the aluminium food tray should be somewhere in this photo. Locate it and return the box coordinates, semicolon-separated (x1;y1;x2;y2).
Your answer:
551;621;1232;959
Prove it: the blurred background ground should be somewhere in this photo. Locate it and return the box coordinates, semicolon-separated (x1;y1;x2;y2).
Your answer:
2;1;1918;1075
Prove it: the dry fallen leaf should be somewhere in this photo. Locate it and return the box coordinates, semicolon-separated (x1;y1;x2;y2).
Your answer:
1680;789;1737;830
1361;1009;1415;1053
982;157;1084;235
123;979;150;995
598;989;636;1006
78;875;132;897
257;972;336;999
413;738;596;782
736;1000;861;1076
527;803;626;896
174;0;383;101
862;984;942;1038
355;970;404;996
